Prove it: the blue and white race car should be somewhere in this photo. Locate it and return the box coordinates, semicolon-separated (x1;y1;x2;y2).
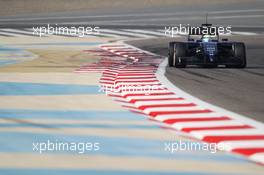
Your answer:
168;24;246;68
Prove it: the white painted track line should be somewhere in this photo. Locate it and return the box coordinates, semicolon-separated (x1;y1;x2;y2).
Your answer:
172;120;245;130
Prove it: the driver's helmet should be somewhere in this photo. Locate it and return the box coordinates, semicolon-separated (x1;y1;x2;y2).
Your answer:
202;35;211;42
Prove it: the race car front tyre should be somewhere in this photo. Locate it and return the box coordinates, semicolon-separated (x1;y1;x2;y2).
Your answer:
168;42;175;67
173;42;186;68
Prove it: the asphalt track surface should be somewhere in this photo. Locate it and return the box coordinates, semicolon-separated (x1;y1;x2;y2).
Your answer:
0;1;264;32
128;35;264;123
0;1;263;121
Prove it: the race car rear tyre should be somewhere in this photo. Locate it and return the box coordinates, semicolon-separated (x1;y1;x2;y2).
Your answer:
227;43;246;68
174;42;186;68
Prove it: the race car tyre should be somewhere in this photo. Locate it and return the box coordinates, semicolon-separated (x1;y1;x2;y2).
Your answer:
227;43;247;68
173;42;187;68
168;42;175;67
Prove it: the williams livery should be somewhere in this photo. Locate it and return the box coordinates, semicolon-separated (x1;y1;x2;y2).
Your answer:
168;24;247;68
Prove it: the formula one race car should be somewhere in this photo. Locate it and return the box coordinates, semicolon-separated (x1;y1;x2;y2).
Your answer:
168;24;246;68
